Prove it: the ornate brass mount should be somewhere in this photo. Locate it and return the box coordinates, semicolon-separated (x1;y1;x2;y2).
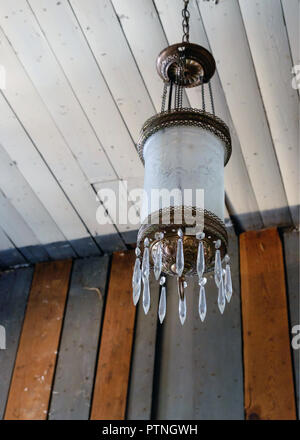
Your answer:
156;43;216;88
137;207;227;276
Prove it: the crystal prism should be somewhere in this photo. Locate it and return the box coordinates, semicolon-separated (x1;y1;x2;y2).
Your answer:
199;284;207;322
143;277;150;314
178;294;186;325
155;231;164;240
214;249;222;287
224;263;233;302
215;239;221;249
196;241;205;279
142;246;150;280
154;241;162;280
160;276;166;285
158;286;166;324
132;258;141;306
199;276;207;286
176;238;184;277
217;275;226;314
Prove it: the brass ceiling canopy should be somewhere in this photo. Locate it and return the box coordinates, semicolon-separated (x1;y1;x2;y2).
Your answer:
156;42;216;88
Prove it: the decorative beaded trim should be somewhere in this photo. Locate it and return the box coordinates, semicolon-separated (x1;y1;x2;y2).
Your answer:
138;206;227;243
137;108;232;166
137;206;228;275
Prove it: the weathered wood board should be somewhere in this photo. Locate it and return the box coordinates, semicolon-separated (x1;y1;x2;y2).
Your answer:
49;256;110;420
283;229;300;418
90;251;136;420
0;227;26;267
240;228;296;420
0;267;33;419
4;260;72;420
155;228;244;420
126;273;160;420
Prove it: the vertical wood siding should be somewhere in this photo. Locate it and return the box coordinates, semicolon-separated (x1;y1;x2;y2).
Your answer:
126;274;160;420
0;227;298;420
240;228;296;420
4;261;72;420
283;229;300;418
154;228;244;420
0;267;33;418
49;256;110;420
90;251;136;420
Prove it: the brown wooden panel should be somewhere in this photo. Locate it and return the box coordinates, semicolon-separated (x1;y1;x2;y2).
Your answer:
4;260;72;420
240;228;296;420
90;250;136;420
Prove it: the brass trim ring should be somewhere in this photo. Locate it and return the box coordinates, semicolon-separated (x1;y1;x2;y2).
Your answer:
137;108;232;166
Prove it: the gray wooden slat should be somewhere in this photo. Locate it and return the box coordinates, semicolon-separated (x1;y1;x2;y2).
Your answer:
17;245;49;263
93;233;126;254
0;227;27;268
283;229;300;418
49;255;110;420
68;237;101;258
0;249;26;268
43;241;76;261
126;274;159;420
0;189;50;263
0;266;34;419
154;228;244;420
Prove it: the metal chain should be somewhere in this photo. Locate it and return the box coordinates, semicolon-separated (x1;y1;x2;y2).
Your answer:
176;43;186;109
177;65;183;109
178;83;183;108
175;65;182;109
168;81;174;111
208;81;215;115
174;82;179;108
161;82;168;112
201;82;206;111
182;0;190;43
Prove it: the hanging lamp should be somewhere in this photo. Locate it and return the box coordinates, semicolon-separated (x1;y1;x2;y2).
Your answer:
132;0;232;324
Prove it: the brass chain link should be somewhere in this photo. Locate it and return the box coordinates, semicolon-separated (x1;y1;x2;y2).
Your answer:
182;0;190;43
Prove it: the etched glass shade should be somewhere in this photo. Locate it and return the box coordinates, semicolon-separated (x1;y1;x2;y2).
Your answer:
141;125;225;223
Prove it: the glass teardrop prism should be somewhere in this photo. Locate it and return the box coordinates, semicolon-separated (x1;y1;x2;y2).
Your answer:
178;294;186;325
143;277;150;315
214;249;222;287
176;238;184;277
132;258;141;306
217;275;226;314
199;285;207;322
154;241;162;280
225;263;233;302
158;286;166;324
197;240;205;279
142;246;150;280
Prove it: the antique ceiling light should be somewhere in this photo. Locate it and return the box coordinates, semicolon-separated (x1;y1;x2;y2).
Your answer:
132;0;232;324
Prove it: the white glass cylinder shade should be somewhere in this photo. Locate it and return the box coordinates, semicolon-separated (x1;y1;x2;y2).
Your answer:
141;125;225;223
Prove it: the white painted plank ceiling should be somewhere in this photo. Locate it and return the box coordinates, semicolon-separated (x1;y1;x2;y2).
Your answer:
0;0;298;264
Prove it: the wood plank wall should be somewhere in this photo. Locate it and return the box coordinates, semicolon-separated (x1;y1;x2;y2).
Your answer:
0;229;298;420
154;228;244;420
240;228;297;420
